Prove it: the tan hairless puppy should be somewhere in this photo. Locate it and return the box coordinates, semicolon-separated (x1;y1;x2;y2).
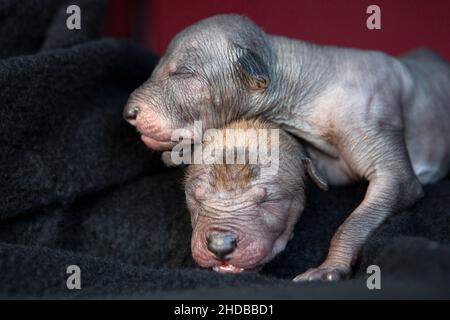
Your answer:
184;119;318;274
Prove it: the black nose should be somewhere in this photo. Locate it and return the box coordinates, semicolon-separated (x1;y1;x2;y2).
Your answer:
123;104;140;121
207;232;237;259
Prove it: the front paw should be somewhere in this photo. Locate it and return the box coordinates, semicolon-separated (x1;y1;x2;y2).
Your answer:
161;151;178;167
293;265;350;282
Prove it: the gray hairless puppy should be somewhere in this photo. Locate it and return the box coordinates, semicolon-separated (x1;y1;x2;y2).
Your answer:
123;15;450;281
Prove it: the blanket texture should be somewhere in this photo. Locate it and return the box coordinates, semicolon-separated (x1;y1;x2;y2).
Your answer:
1;0;449;299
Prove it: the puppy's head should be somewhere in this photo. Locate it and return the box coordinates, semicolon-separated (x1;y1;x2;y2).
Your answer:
183;119;327;273
123;15;273;150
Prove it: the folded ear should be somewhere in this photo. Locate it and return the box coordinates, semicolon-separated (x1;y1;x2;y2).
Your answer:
234;44;269;92
301;157;329;191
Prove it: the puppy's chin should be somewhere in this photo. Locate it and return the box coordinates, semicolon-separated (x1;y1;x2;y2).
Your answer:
213;264;245;273
212;263;264;274
140;135;175;150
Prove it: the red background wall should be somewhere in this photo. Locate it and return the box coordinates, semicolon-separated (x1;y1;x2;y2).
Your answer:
105;0;450;60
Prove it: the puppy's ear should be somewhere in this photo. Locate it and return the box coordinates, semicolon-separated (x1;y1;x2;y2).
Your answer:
234;44;269;92
301;157;329;191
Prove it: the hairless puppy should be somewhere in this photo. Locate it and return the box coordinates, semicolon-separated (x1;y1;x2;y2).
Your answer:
123;15;450;281
183;118;324;274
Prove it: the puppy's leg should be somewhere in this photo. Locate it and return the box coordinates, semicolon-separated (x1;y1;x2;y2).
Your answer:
294;127;423;281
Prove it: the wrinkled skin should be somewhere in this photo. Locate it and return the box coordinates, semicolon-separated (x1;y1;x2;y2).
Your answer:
124;15;273;150
124;15;450;281
184;119;324;273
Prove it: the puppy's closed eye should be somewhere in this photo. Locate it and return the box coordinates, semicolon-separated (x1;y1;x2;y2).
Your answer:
171;66;194;77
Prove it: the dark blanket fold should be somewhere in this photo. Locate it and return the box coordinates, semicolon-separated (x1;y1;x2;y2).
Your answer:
0;0;449;299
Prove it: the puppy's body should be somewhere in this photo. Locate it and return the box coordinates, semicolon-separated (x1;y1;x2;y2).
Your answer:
290;47;450;187
124;15;450;281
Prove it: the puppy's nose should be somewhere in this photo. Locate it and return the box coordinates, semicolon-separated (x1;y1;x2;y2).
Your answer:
207;232;237;259
123;104;140;121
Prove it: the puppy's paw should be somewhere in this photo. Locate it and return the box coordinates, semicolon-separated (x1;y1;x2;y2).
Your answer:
161;151;179;167
293;265;350;282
